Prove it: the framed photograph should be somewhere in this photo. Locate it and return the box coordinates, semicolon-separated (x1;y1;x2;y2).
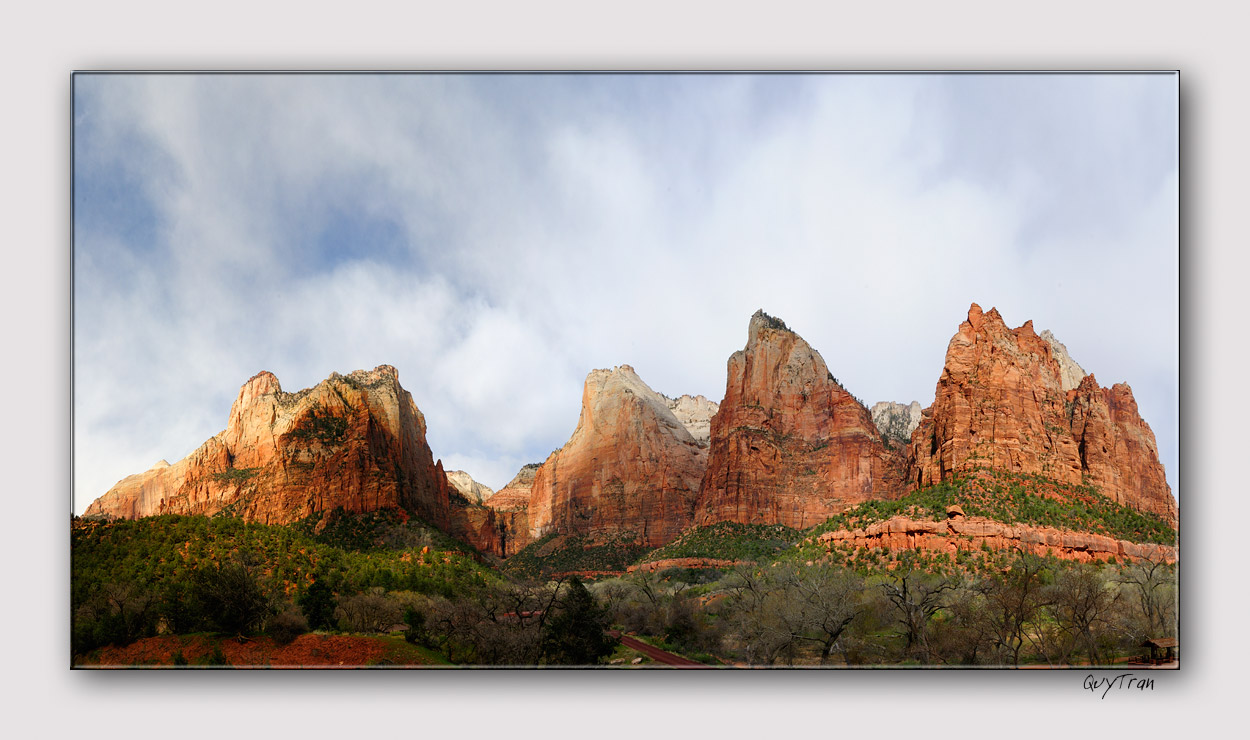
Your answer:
72;72;1178;669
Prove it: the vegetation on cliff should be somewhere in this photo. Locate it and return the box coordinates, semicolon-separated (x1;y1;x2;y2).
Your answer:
804;471;1175;546
636;521;799;565
502;533;652;580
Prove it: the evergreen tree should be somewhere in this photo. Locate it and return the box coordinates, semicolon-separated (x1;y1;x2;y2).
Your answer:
540;577;617;666
190;560;272;634
297;578;336;630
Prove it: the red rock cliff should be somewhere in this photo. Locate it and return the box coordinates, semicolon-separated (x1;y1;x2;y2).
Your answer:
1068;375;1177;523
695;311;902;529
526;365;708;547
483;463;540;556
83;366;509;554
907;304;1176;525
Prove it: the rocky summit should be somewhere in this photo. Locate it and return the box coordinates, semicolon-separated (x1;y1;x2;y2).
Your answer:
487;463;540;512
664;394;720;446
906;304;1176;525
526;365;709;547
871;401;923;447
83;365;510;554
695;311;904;530
446;470;495;505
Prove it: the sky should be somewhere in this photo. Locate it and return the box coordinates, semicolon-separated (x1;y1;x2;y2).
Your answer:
71;73;1179;513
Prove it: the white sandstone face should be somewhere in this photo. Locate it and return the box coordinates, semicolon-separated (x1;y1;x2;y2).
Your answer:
445;470;495;504
664;394;720;447
1040;329;1088;392
871;400;923;444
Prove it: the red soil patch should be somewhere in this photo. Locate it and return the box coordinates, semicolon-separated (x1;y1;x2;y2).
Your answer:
549;570;628;580
78;633;408;668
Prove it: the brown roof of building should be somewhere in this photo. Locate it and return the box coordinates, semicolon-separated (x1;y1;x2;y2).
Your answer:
1141;637;1178;648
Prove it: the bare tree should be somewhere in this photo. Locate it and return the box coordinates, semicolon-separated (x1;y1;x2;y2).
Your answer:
718;565;866;666
980;553;1052;665
930;581;995;665
878;568;957;663
335;588;402;633
719;566;800;665
1046;565;1123;666
1116;557;1176;640
789;566;865;665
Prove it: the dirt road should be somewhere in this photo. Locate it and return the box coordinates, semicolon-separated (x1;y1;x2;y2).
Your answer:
611;632;712;668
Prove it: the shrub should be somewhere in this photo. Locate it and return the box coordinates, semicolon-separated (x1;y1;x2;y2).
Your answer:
212;468;259;484
289;407;349;445
297;579;336;630
206;645;229;666
335;590;402;633
403;607;427;645
189;560;273;635
268;607;310;645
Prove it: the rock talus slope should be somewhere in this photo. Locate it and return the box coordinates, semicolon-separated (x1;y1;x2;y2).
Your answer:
907;304;1176;525
695;311;903;529
526;365;708;547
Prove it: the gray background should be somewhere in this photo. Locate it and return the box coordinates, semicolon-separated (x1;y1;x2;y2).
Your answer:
4;0;1239;737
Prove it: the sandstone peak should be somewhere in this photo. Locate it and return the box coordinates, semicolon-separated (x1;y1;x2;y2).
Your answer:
664;394;720;447
487;463;541;509
748;309;794;345
967;302;984;324
484;462;540;554
909;306;1175;525
574;366;695;445
233;371;282;413
871;401;923;446
964;303;1010;333
446;470;495;505
89;367;450;526
585;365;644;393
1040;329;1089;392
696;312;903;529
246;369;281;388
527;364;708;547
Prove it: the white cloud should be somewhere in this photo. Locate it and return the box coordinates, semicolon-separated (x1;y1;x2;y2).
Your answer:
73;73;1178;507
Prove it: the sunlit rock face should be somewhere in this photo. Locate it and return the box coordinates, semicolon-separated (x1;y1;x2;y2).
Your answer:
82;366;513;554
484;463;541;556
446;470;495;505
695;311;903;530
665;394;720;447
526;365;709;548
906;304;1176;526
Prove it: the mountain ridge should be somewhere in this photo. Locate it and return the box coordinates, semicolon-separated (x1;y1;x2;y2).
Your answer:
84;304;1177;561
